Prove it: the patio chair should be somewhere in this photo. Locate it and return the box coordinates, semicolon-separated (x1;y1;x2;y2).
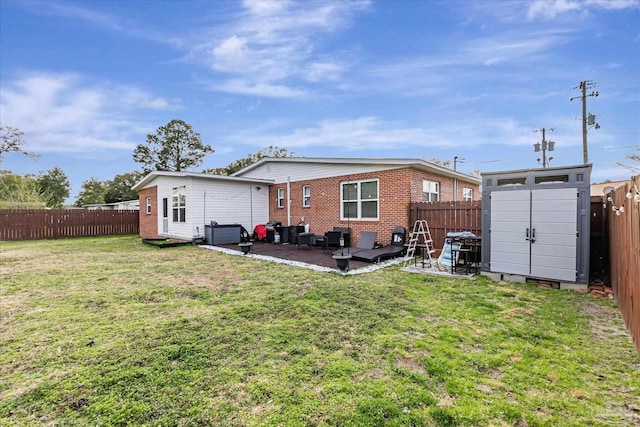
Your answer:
323;231;343;252
350;226;407;263
331;231;377;257
296;232;314;250
333;227;352;247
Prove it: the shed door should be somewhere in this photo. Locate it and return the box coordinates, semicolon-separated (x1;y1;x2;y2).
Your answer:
530;188;577;282
490;190;531;276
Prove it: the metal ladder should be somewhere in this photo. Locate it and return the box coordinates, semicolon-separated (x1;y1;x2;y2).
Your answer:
404;220;437;268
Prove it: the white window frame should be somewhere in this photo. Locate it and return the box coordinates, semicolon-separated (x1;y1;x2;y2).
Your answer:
277;187;285;208
340;179;379;220
302;185;311;207
463;187;473;202
422;180;440;202
172;186;186;223
145;197;152;214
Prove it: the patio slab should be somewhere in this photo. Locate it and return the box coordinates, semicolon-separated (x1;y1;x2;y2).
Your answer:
201;241;405;274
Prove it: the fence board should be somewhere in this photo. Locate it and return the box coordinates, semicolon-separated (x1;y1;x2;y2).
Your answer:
409;201;481;252
0;209;139;241
607;176;640;354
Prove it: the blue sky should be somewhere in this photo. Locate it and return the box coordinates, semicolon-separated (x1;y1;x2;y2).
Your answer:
1;0;639;203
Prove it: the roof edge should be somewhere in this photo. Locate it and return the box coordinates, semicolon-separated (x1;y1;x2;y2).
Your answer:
132;171;274;191
232;157;481;184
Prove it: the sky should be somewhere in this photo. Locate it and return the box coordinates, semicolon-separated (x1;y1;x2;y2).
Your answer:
1;0;639;204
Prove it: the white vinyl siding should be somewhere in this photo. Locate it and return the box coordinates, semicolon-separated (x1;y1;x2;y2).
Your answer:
302;185;310;207
422;180;440;202
237;162;401;184
277;188;285;208
463;187;473;201
341;179;379;220
191;180;268;238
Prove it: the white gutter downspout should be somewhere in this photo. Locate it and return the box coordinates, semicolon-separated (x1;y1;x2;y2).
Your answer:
287;176;291;226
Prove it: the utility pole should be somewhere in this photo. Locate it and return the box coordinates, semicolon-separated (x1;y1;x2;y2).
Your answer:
453;156;464;171
533;128;555;168
571;81;598;164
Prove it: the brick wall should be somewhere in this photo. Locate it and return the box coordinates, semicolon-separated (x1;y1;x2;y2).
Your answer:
267;167;480;245
138;186;158;238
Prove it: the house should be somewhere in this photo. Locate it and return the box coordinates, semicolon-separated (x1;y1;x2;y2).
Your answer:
84;199;140;211
133;158;480;244
590;180;627;197
232;157;481;245
132;171;273;241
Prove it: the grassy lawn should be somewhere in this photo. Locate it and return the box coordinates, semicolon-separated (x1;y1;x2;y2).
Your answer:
1;235;638;426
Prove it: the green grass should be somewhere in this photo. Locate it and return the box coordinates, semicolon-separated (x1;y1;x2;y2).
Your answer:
1;235;638;426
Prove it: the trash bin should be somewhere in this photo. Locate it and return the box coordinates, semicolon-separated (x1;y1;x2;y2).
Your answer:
279;226;291;244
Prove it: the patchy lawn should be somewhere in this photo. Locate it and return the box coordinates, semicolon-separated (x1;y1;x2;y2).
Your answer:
0;235;638;426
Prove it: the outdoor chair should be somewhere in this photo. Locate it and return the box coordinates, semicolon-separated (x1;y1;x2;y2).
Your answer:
323;231;343;252
333;227;352;247
296;232;314;250
331;231;377;257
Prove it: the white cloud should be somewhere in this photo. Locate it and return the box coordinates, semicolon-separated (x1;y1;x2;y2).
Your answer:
527;0;639;20
212;79;307;98
0;72;176;153
190;1;370;97
221;115;537;154
19;1;184;47
305;61;345;82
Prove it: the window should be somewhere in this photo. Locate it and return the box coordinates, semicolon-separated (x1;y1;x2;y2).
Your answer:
302;185;311;207
145;197;152;214
463;188;473;201
422;180;440;202
498;177;526;186
277;188;285;208
162;198;168;218
172;186;186;222
341;179;378;220
534;175;569;184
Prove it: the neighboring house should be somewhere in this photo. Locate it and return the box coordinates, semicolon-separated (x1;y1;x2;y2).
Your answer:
591;180;627;197
132;171;273;240
85;200;140;211
232;157;481;245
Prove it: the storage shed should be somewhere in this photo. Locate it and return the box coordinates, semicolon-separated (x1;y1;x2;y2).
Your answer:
480;164;591;285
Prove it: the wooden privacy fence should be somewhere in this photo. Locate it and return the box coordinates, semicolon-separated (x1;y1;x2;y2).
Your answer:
0;209;139;241
607;176;640;354
408;201;481;252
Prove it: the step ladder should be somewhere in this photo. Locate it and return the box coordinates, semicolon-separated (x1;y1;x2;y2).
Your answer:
403;220;437;269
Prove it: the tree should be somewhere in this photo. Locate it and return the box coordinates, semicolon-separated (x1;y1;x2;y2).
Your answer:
104;171;144;203
0;171;46;208
203;146;294;175
37;166;70;208
0;125;37;165
133;119;213;173
75;178;106;207
427;157;451;169
616;145;640;174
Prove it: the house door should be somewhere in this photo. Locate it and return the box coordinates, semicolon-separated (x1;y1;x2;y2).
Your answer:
490;188;578;281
